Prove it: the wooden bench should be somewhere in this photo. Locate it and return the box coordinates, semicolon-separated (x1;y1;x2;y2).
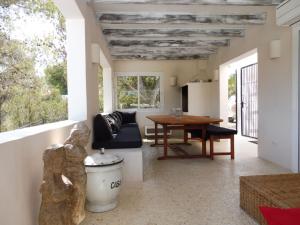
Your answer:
189;125;237;159
240;174;300;225
207;125;237;160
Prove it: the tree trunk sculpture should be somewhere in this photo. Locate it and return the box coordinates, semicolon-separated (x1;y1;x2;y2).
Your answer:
39;122;90;225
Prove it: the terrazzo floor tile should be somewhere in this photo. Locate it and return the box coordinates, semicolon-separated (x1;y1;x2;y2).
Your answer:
81;136;289;225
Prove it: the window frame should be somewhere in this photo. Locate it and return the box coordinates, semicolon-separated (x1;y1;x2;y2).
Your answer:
114;72;164;112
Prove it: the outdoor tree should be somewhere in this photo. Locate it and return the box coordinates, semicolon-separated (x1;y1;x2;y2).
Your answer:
228;74;236;98
116;75;160;109
98;66;104;112
0;0;68;132
0;33;35;131
117;76;138;109
45;62;67;95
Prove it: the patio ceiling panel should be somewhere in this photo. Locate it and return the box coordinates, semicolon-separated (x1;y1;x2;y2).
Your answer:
91;0;284;60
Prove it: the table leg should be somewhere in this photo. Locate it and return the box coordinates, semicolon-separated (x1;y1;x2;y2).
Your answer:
158;125;168;160
154;122;158;145
202;125;207;157
163;125;168;158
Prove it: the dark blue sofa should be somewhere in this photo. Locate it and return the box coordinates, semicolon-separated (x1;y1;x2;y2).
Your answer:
92;111;143;149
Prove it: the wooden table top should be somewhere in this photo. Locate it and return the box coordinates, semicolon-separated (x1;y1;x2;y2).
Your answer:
146;115;223;125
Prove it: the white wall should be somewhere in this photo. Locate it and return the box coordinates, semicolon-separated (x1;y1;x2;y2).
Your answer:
0;122;76;225
113;60;208;135
207;7;293;170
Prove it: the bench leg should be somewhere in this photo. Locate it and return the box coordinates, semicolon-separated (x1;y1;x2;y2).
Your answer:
230;135;235;160
210;136;214;160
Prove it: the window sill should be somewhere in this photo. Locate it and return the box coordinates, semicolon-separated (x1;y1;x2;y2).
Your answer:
0;120;78;144
116;108;163;113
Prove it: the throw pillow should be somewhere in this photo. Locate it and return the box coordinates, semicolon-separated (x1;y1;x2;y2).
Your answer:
111;113;122;128
114;111;123;124
93;114;113;141
117;111;136;124
105;115;120;133
112;111;122;126
260;207;300;225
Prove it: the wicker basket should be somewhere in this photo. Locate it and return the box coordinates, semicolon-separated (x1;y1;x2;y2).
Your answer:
240;174;300;225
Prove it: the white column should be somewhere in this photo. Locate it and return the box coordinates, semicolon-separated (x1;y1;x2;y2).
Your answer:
66;19;87;121
103;67;114;113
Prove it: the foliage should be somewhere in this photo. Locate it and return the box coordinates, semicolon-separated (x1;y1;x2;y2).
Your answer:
228;74;236;98
45;62;67;95
139;76;160;108
117;76;138;109
0;0;67;132
116;76;160;109
0;0;66;66
98;66;104;112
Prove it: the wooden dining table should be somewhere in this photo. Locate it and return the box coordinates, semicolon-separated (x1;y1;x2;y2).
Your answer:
146;115;223;160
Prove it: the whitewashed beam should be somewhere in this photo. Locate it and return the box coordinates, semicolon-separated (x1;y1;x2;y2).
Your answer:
108;39;229;48
112;54;209;60
102;28;245;38
106;36;230;41
98;13;266;25
110;47;217;55
93;4;271;15
93;0;283;6
100;23;247;30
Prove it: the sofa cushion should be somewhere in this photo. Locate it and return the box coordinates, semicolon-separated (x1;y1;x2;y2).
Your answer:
92;123;142;149
207;125;237;136
189;125;237;139
117;111;136;124
93;114;113;142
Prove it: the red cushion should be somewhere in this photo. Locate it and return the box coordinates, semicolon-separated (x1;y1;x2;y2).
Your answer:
260;207;300;225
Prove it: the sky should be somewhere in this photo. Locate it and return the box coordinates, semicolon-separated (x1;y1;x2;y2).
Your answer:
11;10;56;41
2;4;65;76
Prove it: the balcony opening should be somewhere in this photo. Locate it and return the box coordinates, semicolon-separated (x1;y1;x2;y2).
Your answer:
0;0;67;133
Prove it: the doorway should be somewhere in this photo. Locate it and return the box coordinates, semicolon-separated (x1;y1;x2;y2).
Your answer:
219;49;258;141
227;71;237;130
241;63;258;139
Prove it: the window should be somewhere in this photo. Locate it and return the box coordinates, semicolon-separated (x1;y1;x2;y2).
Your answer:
116;73;162;110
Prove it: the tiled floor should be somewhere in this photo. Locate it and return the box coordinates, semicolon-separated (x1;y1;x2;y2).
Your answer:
82;136;289;225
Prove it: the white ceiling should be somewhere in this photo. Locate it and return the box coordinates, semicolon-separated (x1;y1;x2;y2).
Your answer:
91;0;284;60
